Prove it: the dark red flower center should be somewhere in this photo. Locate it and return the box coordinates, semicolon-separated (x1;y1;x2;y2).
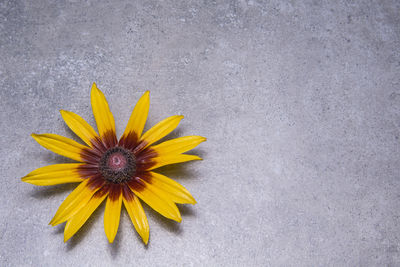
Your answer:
107;152;127;170
99;147;136;184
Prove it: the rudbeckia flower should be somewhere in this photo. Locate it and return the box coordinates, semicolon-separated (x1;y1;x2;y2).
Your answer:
22;83;206;244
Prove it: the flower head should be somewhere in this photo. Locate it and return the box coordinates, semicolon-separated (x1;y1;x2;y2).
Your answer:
22;83;205;244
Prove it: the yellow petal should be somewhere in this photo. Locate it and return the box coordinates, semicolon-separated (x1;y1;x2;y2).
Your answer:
138;115;184;150
151;136;206;156
31;133;87;162
50;179;100;226
122;189;149;244
147;171;196;204
21;163;85;186
64;191;108;242
121;91;150;140
147;154;202;170
60;110;99;147
91;82;116;138
104;189;123;243
129;179;181;222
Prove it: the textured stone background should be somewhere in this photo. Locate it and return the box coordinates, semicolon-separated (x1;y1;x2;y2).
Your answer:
1;0;399;266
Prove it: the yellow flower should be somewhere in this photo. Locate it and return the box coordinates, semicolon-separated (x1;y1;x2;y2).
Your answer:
22;83;206;244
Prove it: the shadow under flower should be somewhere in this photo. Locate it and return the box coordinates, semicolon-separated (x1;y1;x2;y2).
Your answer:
64;201;106;251
155;148;206;180
107;220;122;258
145;204;183;235
177;204;197;217
30;183;78;199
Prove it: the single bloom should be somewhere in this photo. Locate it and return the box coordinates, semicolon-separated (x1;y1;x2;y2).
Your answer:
22;83;206;244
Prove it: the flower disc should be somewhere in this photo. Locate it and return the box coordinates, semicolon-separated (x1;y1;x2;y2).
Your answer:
100;147;136;183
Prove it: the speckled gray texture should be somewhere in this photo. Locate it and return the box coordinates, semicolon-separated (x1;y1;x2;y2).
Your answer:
1;0;400;266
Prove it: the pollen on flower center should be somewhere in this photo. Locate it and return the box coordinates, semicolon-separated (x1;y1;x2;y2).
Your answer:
100;147;136;184
108;152;127;170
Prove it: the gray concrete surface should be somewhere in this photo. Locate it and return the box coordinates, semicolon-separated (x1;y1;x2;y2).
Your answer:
1;0;399;266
